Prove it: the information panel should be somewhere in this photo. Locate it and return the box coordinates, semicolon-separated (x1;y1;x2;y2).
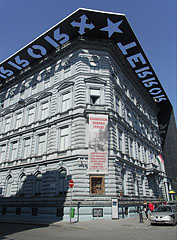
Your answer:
112;198;119;219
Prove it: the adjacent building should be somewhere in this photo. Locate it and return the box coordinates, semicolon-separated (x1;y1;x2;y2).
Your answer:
0;9;176;221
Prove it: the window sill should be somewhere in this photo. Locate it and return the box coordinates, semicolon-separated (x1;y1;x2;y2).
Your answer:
89;193;105;196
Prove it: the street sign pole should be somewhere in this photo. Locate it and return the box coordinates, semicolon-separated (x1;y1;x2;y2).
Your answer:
69;180;74;224
70;187;72;224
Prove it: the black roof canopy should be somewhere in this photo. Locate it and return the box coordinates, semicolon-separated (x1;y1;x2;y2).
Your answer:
0;8;172;147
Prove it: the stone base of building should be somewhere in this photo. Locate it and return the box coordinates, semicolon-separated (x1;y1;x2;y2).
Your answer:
0;197;163;222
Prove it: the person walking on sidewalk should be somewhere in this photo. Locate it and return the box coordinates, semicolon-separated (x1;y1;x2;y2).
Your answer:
148;202;154;213
143;201;149;220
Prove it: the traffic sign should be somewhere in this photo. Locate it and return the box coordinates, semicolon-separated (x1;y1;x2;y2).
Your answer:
69;180;74;188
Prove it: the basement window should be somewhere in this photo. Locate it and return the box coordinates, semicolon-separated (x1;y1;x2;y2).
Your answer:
32;208;38;216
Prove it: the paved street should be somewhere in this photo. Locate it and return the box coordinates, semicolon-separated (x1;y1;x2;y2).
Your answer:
0;216;176;240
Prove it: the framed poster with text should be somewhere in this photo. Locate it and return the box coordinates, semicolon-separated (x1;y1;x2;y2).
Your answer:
88;114;108;174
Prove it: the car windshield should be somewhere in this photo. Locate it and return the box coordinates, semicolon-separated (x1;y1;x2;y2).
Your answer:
156;206;172;212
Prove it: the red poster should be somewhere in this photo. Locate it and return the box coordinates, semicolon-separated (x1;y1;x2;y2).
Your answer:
88;114;108;174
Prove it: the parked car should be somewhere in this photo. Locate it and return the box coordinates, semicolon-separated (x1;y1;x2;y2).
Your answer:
150;205;177;226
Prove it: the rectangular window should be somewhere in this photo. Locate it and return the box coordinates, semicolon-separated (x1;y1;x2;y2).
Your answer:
10;141;18;161
141;124;145;136
0;144;6;162
122;171;127;196
64;65;71;78
38;133;46;155
129;138;134;157
5;117;11;132
0;99;4;108
141;147;145;162
118;129;123;151
20;89;25;98
90;61;99;73
90;89;100;104
27;107;35;125
134;115;139;131
127;110;132;126
61;92;70;112
59;127;69;151
90;176;104;195
144;148;148;163
137;143;141;160
41;101;49;120
15;112;22;129
10;95;14;104
134;177;138;196
31;83;37;95
116;96;120;114
23;138;31;158
44;78;50;89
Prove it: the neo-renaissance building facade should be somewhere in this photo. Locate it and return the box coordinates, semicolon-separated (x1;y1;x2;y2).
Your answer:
0;9;176;221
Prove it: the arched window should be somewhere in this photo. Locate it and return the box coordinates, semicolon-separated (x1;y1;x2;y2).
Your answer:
133;173;138;197
141;175;145;197
19;174;26;196
34;172;42;196
58;168;67;195
121;170;127;196
5;175;13;197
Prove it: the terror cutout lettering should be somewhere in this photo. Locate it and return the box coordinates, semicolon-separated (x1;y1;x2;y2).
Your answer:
0;9;167;104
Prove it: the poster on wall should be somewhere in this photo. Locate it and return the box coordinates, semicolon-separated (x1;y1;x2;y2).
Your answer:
88;114;108;174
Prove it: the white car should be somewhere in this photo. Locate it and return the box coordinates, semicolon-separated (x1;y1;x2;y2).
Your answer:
150;205;177;226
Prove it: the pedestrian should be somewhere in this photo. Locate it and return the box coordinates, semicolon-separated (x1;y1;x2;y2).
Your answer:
148;202;154;213
137;206;143;223
143;201;149;220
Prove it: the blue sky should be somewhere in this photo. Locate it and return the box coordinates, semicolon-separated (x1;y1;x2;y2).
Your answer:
0;0;176;120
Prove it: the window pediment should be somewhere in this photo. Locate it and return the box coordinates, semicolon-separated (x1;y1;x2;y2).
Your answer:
26;97;36;106
57;81;74;92
61;58;71;67
84;77;106;85
13;105;23;112
3;108;13;116
12;100;26;111
37;92;52;100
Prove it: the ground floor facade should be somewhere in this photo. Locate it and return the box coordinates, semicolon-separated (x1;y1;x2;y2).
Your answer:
0;154;171;221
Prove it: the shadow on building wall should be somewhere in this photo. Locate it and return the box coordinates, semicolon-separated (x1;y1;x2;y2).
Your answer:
0;168;71;222
147;174;163;199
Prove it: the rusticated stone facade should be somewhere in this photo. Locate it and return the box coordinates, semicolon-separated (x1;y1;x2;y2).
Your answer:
0;8;174;220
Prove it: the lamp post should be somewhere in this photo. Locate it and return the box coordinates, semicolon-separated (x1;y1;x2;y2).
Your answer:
136;174;143;223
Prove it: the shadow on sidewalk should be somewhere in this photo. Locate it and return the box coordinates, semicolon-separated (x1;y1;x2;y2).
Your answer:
0;168;72;239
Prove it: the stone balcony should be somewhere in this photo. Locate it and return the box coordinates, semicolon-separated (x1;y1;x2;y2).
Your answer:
145;163;160;176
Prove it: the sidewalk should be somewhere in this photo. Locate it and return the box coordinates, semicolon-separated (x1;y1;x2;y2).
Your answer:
66;216;150;230
0;215;151;229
